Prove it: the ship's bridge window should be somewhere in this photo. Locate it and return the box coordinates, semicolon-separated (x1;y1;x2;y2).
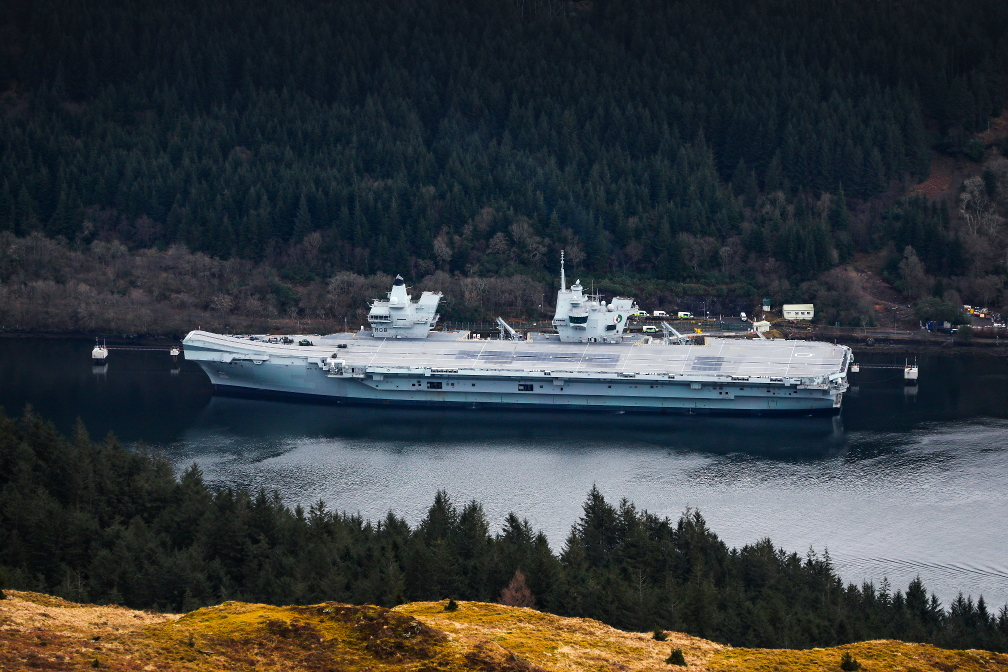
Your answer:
569;315;588;324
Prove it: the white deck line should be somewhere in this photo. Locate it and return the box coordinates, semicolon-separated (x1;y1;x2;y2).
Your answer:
476;337;491;366
366;337;386;367
574;342;591;374
618;339;638;375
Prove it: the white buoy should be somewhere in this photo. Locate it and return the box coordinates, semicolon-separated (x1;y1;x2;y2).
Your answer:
92;339;108;361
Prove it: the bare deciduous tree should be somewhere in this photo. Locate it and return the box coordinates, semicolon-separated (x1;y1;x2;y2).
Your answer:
499;570;535;608
433;233;452;269
960;176;1003;236
898;246;932;300
509;218;546;266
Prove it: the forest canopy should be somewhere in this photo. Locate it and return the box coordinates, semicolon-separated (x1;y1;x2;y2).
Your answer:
1;0;1006;304
1;407;1008;652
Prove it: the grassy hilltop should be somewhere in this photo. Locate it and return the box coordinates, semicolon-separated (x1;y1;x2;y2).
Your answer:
2;590;1006;672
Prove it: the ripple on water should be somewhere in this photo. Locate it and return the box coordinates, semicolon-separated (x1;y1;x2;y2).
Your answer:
158;416;1008;607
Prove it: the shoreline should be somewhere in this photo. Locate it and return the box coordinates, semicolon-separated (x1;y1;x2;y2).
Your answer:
792;331;1008;357
5;327;1008;358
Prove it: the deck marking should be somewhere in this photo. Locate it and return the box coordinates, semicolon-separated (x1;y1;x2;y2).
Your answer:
618;339;641;375
785;341;797;377
366;338;387;368
574;342;591;373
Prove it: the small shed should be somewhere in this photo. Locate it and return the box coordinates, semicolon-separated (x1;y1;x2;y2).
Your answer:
783;304;815;320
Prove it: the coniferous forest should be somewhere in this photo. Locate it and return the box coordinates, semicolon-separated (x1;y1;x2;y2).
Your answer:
4;1;1008;656
1;408;1007;651
1;0;1008;329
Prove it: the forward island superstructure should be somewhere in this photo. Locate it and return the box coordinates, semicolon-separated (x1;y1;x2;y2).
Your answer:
183;257;852;415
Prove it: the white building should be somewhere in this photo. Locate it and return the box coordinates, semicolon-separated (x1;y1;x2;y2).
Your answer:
782;304;815;320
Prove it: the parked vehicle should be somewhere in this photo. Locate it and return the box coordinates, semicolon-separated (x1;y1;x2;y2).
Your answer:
653;310;668;317
677;311;693;319
641;325;658;333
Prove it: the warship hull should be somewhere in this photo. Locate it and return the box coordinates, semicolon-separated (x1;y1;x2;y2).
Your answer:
183;330;852;416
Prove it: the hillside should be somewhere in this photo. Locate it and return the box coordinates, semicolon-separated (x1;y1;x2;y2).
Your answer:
2;591;1006;672
2;0;1007;330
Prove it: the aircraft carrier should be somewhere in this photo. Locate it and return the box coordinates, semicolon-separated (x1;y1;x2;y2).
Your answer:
182;256;853;415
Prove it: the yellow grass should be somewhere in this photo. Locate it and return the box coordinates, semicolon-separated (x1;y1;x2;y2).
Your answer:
711;640;1008;672
2;590;1006;672
398;599;722;671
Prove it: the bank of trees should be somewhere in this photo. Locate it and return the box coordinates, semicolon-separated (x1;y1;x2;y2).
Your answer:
0;231;555;336
1;0;1006;306
2;407;1007;652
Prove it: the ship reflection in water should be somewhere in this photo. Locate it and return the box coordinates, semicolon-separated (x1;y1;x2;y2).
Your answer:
184;394;850;457
169;392;1008;610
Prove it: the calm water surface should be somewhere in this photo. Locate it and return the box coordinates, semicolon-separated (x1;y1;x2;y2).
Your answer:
2;337;1006;607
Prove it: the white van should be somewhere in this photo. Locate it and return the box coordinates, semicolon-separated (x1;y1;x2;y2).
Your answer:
653;310;668;317
677;311;693;319
641;325;658;333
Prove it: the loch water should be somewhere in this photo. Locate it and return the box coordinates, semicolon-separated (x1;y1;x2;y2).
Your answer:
2;337;1007;607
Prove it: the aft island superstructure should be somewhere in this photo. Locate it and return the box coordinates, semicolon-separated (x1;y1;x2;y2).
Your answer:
183;258;852;415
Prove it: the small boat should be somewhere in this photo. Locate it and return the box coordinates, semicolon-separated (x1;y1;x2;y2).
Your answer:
904;359;919;382
92;339;108;361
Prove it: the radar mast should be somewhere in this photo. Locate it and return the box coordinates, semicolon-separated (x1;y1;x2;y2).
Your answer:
560;249;566;291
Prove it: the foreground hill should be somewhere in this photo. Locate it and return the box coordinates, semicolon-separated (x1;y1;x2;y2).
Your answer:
1;591;1005;672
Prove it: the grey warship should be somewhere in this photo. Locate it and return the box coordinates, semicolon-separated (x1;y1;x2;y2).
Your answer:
183;257;852;415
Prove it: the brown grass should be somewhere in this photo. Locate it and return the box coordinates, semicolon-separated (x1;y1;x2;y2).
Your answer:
2;591;1006;672
978;110;1008;147
711;640;1008;672
397;599;725;671
910;154;960;199
908;110;1007;201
